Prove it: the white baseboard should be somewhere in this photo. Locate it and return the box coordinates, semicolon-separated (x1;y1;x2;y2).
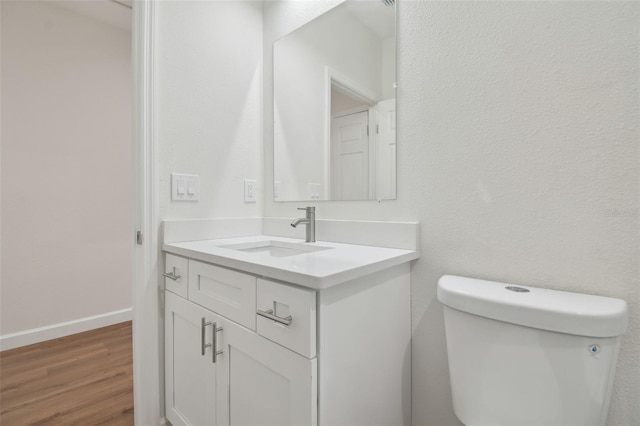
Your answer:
0;308;133;351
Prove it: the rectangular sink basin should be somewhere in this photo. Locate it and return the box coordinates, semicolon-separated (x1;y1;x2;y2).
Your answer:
219;240;332;258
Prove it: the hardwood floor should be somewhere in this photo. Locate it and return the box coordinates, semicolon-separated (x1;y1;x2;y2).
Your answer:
0;321;134;425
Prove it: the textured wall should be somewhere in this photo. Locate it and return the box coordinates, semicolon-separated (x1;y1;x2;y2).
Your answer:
1;1;132;334
155;1;263;221
264;1;639;425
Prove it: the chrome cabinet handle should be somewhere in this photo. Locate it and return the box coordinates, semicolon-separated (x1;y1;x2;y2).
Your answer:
257;309;293;326
201;317;212;355
163;267;181;281
201;318;223;361
212;322;223;364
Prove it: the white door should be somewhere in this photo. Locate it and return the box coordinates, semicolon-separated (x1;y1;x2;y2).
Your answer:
216;317;317;426
374;99;396;199
330;111;369;200
165;292;221;426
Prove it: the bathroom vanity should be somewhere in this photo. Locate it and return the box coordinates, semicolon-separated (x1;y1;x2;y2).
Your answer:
162;231;418;426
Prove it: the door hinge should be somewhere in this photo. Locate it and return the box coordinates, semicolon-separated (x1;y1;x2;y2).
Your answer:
136;231;143;245
367;125;369;136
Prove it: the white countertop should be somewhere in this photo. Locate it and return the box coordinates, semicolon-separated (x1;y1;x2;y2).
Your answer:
163;235;419;290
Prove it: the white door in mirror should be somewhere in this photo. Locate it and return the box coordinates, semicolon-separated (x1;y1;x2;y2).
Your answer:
331;111;369;200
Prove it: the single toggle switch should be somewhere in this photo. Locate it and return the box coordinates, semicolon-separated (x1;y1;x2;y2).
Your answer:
177;178;186;195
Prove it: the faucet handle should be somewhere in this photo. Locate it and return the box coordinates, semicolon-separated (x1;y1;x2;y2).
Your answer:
298;206;315;212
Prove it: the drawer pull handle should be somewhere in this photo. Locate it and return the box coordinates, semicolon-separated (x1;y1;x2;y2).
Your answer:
163;267;181;281
201;317;212;356
212;322;223;364
257;309;292;326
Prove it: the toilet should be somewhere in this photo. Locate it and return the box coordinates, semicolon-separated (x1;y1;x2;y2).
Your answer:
437;275;628;426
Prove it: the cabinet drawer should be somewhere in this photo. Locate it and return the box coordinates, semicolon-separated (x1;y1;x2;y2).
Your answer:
188;260;257;330
165;254;188;298
257;279;316;358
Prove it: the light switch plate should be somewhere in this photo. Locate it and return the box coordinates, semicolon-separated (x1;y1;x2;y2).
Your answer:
274;181;281;201
244;179;257;203
308;183;320;200
172;173;199;201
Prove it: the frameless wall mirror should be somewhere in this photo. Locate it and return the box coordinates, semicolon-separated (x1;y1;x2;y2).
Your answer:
274;0;396;202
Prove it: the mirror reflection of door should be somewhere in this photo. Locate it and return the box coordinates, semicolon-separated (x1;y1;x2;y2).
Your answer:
330;82;396;200
331;111;369;200
330;82;374;200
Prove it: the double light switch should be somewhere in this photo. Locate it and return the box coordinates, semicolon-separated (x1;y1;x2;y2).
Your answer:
171;173;199;201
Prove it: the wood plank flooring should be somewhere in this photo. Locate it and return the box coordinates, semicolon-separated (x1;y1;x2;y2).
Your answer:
0;321;134;425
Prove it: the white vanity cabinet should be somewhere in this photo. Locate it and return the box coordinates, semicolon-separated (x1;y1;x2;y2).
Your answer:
165;292;223;426
164;251;412;426
217;313;317;426
165;291;315;426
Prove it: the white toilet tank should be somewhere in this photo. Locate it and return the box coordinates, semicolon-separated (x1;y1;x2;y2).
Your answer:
437;275;628;426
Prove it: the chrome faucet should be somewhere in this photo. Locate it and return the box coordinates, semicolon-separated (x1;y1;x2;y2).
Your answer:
291;206;316;243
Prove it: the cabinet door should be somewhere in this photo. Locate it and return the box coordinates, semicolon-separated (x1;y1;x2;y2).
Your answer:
165;292;223;426
216;317;317;426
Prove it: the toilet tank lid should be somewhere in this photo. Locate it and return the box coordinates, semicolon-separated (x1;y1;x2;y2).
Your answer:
437;275;628;337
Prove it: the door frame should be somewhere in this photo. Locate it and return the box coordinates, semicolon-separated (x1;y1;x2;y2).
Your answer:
132;1;161;425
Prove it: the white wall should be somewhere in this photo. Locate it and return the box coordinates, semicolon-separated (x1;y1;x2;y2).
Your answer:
265;1;639;425
156;0;263;222
152;1;263;419
1;1;132;338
